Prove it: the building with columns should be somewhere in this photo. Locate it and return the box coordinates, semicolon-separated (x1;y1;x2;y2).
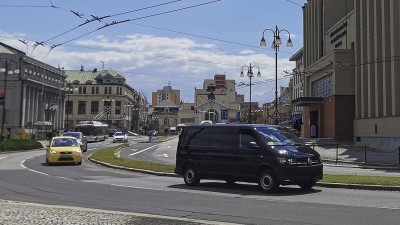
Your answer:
295;0;400;150
0;42;65;139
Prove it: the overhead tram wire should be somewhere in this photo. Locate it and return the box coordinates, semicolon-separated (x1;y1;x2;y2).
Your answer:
40;0;223;55
40;0;188;44
23;0;292;56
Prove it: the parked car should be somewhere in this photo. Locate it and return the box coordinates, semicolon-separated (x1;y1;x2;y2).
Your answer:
108;129;117;137
61;131;88;152
46;136;83;165
175;124;323;193
113;132;128;143
200;120;213;125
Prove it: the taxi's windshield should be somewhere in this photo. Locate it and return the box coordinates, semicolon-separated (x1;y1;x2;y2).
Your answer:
255;127;304;146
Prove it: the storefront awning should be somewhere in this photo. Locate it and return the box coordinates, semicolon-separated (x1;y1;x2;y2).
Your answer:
33;121;52;126
292;97;324;106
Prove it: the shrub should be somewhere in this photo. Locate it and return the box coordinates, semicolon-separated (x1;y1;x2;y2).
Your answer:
0;139;43;152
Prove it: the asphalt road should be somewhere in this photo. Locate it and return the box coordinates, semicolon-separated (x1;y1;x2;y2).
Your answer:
0;141;399;225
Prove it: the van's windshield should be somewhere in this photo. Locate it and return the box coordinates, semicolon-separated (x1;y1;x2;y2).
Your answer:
255;126;304;146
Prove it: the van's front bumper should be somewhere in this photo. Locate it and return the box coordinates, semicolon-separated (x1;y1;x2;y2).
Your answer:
276;164;323;185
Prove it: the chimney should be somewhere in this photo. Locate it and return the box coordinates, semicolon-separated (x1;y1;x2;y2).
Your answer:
93;68;97;72
80;65;84;71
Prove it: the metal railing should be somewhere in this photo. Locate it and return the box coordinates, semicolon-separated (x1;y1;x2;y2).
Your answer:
305;142;400;166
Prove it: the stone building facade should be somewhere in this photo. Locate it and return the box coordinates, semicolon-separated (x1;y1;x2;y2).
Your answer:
0;42;65;140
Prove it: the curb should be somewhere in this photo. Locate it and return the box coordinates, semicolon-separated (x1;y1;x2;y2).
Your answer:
316;182;400;191
88;154;178;178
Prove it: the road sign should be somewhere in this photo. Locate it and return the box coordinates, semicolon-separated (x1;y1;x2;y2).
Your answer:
271;110;281;120
221;109;228;120
236;111;240;121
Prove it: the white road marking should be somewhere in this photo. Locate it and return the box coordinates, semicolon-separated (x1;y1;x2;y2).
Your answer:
0;156;7;160
129;144;159;156
20;158;49;176
157;153;169;158
166;146;172;149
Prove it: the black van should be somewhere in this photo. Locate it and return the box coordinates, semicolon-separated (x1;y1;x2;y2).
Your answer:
175;124;323;193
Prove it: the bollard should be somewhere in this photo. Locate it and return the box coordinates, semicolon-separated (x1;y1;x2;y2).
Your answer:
336;144;339;165
365;145;367;164
398;147;400;167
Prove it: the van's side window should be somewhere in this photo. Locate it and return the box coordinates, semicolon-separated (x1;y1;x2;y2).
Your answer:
239;129;257;149
185;127;236;148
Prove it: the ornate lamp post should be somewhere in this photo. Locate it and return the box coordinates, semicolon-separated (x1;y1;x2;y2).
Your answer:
240;63;261;124
260;25;293;124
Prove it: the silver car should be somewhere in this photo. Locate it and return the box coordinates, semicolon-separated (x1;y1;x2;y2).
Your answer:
113;132;128;143
61;132;88;152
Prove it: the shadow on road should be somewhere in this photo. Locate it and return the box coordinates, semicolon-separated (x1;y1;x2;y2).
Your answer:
168;182;321;196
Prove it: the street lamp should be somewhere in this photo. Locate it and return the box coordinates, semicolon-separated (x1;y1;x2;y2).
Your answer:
102;96;114;125
0;60;20;141
63;83;77;131
260;25;293;124
240;63;261;124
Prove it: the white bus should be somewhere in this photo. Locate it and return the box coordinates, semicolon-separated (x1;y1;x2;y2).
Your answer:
73;121;108;142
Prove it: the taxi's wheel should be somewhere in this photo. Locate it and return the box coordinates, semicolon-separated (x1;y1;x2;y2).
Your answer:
77;161;82;165
183;165;200;186
45;158;51;166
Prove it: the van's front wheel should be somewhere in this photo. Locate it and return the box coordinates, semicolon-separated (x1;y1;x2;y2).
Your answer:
258;170;278;193
183;165;200;186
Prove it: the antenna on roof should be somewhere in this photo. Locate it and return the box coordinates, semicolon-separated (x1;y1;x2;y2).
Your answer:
100;60;105;70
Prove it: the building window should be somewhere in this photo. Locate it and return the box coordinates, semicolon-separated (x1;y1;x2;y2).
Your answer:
95;87;99;94
83;87;86;94
92;87;95;94
91;101;99;115
78;101;86;114
104;87;108;94
115;101;121;115
108;87;112;95
164;118;169;125
312;74;333;98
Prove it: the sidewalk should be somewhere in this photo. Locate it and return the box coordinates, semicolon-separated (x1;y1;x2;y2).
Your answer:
0;200;235;225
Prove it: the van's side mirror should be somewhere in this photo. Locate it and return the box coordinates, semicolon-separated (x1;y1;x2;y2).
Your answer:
247;142;260;149
46;144;50;147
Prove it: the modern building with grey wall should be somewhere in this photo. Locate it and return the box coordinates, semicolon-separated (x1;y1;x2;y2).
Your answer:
297;0;400;150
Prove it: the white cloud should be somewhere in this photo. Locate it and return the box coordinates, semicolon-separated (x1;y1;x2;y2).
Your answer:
0;32;295;103
239;50;255;55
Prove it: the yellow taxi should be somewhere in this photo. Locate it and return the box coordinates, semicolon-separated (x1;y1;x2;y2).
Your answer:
46;136;83;165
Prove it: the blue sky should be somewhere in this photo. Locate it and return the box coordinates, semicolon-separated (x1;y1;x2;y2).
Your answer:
0;0;306;103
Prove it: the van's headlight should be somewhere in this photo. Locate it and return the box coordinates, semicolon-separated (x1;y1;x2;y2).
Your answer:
287;158;296;165
50;150;57;154
276;157;297;165
74;149;82;154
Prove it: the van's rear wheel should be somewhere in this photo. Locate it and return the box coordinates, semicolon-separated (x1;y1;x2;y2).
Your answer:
258;169;278;193
183;165;200;186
